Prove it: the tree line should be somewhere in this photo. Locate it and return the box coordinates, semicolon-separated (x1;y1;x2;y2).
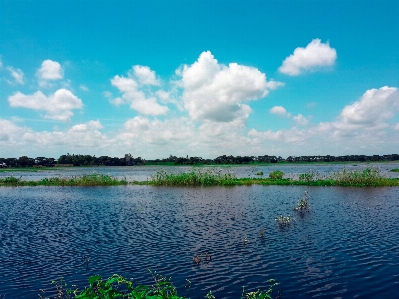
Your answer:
1;153;398;168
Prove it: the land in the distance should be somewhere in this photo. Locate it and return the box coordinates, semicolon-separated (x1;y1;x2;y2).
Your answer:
0;153;398;169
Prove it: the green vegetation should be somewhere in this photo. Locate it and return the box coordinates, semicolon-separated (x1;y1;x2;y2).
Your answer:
269;170;284;180
150;168;238;186
1;167;398;187
390;168;399;172
274;215;294;228
255;171;264;176
293;191;310;213
40;271;280;299
0;174;128;187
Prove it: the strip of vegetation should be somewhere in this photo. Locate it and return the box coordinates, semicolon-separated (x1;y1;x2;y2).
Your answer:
0;174;128;187
1;168;398;187
390;168;399;172
39;271;280;299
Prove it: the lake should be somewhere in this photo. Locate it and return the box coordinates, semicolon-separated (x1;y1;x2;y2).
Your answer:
1;164;399;298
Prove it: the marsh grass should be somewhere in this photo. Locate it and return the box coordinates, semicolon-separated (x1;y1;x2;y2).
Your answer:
275;215;294;228
150;168;238;186
1;167;398;187
390;168;399;172
293;191;310;213
0;174;128;187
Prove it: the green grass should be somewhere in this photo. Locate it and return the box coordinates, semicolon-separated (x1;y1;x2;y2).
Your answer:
390;168;399;172
1;167;398;187
0;174;128;187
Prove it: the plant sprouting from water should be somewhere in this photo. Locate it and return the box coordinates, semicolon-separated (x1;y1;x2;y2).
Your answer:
269;170;284;180
259;227;266;238
241;279;281;299
293;191;310;213
275;215;294;228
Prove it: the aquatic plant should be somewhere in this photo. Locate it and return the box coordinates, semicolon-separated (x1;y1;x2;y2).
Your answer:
0;174;128;187
256;171;264;176
193;251;212;265
293;191;310;213
275;215;294;228
269;170;284;180
241;279;281;299
41;271;280;299
331;167;389;186
150;168;237;186
259;227;265;238
390;168;399;172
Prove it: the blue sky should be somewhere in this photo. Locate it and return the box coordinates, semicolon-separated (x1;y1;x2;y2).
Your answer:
1;0;398;159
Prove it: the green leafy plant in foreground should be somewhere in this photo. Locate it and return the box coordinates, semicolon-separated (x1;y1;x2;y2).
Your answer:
40;271;281;299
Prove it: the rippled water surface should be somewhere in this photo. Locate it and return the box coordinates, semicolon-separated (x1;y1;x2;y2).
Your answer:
1;183;399;298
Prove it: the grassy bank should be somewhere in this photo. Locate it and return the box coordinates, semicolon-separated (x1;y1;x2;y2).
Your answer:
1;168;398;187
0;167;58;172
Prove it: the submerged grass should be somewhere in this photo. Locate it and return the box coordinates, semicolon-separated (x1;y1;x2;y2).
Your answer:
0;167;398;187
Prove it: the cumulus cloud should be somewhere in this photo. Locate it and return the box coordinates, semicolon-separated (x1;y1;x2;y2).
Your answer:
111;74;168;116
279;39;337;76
270;106;288;116
0;119;109;157
338;86;399;129
6;66;24;85
37;59;64;80
293;114;309;126
179;51;281;123
131;65;160;85
8;88;83;121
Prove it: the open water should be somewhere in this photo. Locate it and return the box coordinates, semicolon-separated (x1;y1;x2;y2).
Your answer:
0;165;399;298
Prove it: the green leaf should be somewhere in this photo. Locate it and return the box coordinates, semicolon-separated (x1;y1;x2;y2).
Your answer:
88;275;102;284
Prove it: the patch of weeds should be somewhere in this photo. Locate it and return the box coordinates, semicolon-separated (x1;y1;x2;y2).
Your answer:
390;168;399;172
275;215;294;228
293;191;310;213
256;171;264;176
269;170;284;180
241;279;281;299
259;227;265;238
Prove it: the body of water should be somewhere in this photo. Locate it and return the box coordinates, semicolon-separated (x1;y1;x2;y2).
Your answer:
1;166;399;298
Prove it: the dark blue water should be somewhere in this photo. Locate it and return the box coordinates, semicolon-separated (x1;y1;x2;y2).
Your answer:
0;185;398;298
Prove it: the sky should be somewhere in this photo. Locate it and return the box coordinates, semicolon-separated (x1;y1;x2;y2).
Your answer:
0;0;398;159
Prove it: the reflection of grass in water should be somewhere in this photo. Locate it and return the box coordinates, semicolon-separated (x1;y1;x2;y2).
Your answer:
40;271;280;299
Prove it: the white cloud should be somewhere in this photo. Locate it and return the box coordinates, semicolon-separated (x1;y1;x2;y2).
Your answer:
8;88;83;121
394;123;399;131
6;66;24;85
270;106;288;116
131;65;160;85
37;59;64;80
80;85;89;91
293;114;309;126
279;39;337;76
179;51;279;122
338;86;399;129
111;75;168;116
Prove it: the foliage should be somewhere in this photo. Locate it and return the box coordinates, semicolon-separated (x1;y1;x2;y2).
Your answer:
255;171;264;176
150;168;237;186
293;191;310;213
390;168;399;172
0;174;128;187
241;279;281;299
331;167;390;186
274;215;294;228
269;170;284;180
40;272;280;299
